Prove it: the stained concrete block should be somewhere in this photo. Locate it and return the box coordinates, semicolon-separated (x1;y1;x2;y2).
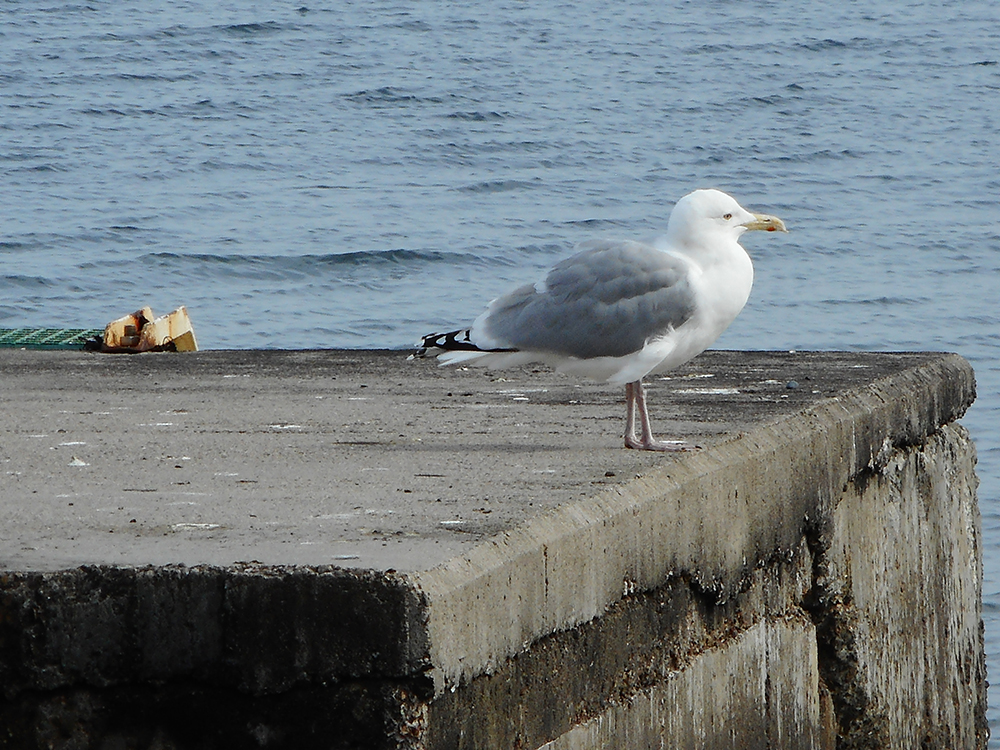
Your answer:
0;350;986;748
542;619;826;750
812;424;986;747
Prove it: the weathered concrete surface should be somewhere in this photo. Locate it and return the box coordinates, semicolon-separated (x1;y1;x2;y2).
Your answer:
813;425;985;747
540;618;826;750
0;349;986;748
533;424;984;750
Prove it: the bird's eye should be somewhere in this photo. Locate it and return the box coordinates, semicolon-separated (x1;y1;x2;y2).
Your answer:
723;213;733;221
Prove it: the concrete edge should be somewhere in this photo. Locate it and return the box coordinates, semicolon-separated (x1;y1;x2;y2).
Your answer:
407;353;975;693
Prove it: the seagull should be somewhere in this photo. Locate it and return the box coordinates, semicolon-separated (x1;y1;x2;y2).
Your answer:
416;189;787;451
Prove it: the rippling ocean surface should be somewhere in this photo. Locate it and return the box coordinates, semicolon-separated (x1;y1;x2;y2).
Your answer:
4;0;1000;736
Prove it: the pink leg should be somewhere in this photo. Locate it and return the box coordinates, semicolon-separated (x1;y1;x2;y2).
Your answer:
624;381;639;445
623;379;697;452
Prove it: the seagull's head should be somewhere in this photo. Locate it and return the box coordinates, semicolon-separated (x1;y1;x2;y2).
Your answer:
667;189;787;248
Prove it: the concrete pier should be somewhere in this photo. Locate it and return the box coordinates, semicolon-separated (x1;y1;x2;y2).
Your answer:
0;349;987;748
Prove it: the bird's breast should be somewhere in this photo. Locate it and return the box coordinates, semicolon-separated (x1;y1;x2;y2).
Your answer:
689;248;754;329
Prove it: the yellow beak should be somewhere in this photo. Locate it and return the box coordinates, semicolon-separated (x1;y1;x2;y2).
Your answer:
744;213;788;233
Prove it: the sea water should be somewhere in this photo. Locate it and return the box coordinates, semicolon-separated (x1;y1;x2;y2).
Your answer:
3;0;1000;738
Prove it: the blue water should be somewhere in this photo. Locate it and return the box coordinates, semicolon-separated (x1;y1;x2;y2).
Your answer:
3;0;1000;736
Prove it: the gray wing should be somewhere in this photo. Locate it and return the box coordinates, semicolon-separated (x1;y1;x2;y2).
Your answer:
479;239;697;359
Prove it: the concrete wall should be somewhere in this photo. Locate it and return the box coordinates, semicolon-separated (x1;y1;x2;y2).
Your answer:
815;425;985;747
535;424;985;750
0;350;986;748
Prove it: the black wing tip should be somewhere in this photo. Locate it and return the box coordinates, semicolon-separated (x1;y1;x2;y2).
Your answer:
412;329;519;357
432;329;478;350
414;329;480;356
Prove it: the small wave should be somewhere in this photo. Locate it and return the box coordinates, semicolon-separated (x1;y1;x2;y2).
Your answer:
447;110;505;121
115;73;179;82
819;295;930;307
390;19;433;33
199;158;267;172
141;248;488;278
218;21;288;36
80;107;128;117
23;163;67;173
312;248;471;266
344;87;444;107
563;218;627;229
797;38;850;52
0;241;32;251
3;275;54;289
775;149;864;164
748;94;785;107
458;179;537;194
691;43;736;54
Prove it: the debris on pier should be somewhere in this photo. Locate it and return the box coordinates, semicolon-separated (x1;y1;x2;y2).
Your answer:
99;306;198;353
